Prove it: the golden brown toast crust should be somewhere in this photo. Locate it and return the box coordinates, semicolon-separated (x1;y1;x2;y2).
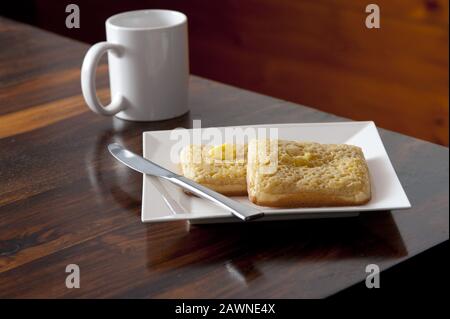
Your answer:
184;188;247;197
247;139;371;207
249;192;371;208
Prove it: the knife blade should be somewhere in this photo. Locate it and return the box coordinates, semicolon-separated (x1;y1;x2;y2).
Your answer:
108;143;264;221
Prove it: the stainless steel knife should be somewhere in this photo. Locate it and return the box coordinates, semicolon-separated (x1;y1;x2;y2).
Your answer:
108;143;264;221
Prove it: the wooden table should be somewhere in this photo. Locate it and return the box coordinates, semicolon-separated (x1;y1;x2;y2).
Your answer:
0;17;448;298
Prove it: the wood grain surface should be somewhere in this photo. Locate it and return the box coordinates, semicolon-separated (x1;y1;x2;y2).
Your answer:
0;17;448;298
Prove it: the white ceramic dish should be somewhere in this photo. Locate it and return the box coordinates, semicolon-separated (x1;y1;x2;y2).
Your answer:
142;122;411;224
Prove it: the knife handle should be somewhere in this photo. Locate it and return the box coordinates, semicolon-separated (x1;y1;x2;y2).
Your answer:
166;175;264;221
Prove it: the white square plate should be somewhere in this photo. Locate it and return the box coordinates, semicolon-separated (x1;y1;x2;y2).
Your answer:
142;122;410;224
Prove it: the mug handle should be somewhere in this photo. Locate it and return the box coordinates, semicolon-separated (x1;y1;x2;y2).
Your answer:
81;42;126;116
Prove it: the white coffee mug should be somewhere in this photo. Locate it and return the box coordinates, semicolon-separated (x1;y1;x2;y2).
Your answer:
81;10;189;121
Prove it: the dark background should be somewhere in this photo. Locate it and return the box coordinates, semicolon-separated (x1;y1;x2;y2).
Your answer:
1;0;448;145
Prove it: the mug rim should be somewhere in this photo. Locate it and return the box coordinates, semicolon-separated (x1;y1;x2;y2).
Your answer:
106;9;187;31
